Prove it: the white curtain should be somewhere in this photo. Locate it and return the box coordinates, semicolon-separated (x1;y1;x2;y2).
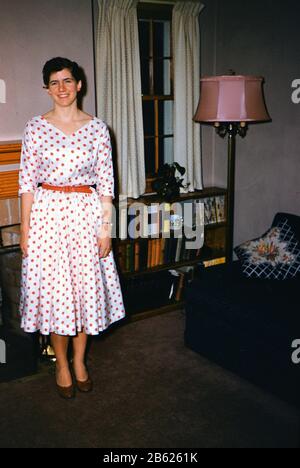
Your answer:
172;1;205;192
96;0;146;199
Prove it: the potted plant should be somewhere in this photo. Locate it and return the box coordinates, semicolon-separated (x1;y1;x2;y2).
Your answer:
152;163;189;201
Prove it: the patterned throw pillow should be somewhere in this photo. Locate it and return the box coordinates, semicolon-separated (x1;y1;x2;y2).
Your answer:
234;219;300;280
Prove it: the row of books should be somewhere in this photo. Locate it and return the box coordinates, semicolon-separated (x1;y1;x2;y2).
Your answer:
118;195;226;240
117;236;203;273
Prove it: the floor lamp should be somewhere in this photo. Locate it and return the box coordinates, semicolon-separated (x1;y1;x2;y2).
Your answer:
193;75;270;262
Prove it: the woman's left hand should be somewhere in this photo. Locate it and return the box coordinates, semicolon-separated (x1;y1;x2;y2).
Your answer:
97;226;112;258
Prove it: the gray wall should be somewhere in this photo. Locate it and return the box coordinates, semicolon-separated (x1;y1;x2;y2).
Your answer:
201;0;300;247
0;0;95;141
1;0;299;246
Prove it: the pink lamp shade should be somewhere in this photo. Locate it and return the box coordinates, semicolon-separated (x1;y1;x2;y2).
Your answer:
193;75;270;123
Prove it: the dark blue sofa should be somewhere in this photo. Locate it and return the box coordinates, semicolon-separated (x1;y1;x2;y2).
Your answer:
185;213;300;408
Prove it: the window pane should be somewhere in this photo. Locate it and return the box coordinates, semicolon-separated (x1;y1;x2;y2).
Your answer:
158;101;173;135
138;20;150;58
159;137;174;167
145;138;156;174
143;101;155;136
153;21;170;57
154;59;171;95
141;59;150;95
164;60;171;95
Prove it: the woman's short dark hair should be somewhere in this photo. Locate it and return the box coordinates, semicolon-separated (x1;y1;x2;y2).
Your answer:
42;57;81;87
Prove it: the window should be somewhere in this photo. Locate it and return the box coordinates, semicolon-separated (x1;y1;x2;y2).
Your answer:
137;4;174;191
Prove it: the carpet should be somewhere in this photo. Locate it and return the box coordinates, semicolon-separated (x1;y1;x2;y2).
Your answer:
0;310;299;448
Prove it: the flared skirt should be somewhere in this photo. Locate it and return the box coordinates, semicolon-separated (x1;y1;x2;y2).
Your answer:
19;186;125;336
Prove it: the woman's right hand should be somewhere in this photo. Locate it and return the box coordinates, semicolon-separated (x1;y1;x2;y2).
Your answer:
20;225;30;258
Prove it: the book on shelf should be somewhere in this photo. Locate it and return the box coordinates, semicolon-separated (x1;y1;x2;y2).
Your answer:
117;243;126;272
193;200;205;227
118;203;128;240
148;204;160;237
175;270;186;301
168;270;183;302
175;237;183;263
139;239;148;270
203;257;226;268
124;243;130;272
155;238;161;266
215;195;226;223
147;239;153;268
161;203;171;234
160;237;166;265
128;205;139;239
203;197;217;225
134;241;140;271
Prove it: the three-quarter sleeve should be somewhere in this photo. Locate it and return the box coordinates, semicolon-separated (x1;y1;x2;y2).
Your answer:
94;124;115;199
18;122;39;195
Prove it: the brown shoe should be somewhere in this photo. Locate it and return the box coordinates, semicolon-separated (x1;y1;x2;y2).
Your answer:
76;376;93;393
56;383;75;399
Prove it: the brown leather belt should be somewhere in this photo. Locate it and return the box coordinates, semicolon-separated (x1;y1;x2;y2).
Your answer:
41;183;93;193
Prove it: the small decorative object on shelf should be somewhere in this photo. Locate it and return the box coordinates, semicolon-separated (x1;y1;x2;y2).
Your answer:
152;163;190;201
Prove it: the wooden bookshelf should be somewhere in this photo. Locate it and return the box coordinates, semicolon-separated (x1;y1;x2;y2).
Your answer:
116;188;229;318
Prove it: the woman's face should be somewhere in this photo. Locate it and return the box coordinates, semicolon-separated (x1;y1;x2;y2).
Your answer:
46;68;81;107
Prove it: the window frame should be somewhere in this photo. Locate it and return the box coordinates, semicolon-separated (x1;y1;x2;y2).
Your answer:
137;3;174;193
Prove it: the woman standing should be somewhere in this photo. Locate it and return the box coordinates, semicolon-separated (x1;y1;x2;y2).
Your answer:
19;57;126;399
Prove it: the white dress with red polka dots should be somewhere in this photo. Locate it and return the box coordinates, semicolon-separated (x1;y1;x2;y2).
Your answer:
18;115;126;336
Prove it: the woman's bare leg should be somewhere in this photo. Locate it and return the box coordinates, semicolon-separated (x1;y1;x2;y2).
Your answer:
50;333;72;387
72;331;89;382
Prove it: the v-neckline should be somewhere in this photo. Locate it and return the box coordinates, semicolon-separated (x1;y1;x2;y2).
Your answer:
40;115;94;138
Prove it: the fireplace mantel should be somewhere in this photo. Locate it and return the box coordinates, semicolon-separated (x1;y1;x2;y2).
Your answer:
0;141;21;199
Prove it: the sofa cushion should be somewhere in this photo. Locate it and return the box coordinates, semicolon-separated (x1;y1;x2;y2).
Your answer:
234;218;300;280
272;212;300;242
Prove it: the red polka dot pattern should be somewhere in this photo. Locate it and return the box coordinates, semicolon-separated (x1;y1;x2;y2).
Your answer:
18;116;125;336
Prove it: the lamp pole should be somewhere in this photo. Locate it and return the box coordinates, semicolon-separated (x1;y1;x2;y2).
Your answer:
215;123;247;263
